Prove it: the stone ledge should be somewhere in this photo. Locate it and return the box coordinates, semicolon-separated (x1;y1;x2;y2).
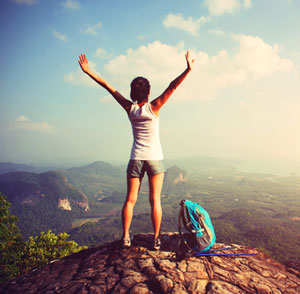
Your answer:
1;233;300;294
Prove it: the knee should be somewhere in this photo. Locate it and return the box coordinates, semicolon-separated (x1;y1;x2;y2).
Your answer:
149;194;161;207
125;194;137;206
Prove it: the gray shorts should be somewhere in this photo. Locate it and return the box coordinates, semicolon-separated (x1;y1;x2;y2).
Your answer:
126;160;166;178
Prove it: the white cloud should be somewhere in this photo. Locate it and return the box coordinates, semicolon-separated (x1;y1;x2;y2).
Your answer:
52;30;68;42
243;0;252;9
6;116;56;132
82;22;102;35
65;37;296;102
233;34;294;78
104;38;295;101
15;115;29;122
103;41;188;94
94;48;109;59
13;0;39;5
205;0;251;15
62;0;80;10
163;13;210;35
209;28;225;36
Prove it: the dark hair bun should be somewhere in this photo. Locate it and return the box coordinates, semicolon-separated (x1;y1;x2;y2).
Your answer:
130;77;150;103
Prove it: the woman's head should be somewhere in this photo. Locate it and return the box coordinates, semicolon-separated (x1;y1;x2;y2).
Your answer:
130;77;150;103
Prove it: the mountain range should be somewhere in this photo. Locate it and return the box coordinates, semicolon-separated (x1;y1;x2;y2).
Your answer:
1;159;300;273
0;161;187;238
0;162;37;175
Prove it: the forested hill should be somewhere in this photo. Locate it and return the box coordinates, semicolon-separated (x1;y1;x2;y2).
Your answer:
0;171;89;238
66;161;123;178
60;161;124;197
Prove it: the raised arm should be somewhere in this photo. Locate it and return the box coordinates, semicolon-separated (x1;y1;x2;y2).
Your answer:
150;51;194;115
78;54;132;113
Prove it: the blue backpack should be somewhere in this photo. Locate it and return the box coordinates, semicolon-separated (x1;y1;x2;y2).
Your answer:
177;200;216;259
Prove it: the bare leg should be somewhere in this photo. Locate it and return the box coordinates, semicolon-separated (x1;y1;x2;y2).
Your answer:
122;176;142;238
148;173;164;239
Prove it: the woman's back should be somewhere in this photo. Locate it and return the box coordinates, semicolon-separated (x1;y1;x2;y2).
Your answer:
128;102;163;160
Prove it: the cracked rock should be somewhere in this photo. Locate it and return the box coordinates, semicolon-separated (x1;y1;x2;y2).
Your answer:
1;233;300;294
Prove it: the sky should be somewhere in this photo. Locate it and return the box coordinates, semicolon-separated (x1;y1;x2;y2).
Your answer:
0;0;300;171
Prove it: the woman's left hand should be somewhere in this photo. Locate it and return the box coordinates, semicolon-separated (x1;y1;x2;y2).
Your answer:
185;50;195;70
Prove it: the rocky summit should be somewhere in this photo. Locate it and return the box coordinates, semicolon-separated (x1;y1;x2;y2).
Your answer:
1;233;300;294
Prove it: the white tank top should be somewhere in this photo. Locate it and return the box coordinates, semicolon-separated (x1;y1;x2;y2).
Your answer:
128;102;163;160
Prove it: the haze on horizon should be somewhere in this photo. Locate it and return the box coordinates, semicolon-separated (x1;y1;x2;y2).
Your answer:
1;0;300;174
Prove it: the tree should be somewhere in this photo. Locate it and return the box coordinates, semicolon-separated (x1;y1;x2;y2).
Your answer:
0;193;25;283
0;193;87;283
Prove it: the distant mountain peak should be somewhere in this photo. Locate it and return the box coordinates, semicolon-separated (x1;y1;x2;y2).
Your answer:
66;161;122;177
165;165;188;185
1;233;300;293
0;162;36;175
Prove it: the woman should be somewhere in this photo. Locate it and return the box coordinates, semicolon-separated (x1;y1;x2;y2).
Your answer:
78;51;194;249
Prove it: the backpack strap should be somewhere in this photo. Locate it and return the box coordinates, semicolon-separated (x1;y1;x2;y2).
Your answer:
178;200;193;253
196;207;214;241
181;201;204;234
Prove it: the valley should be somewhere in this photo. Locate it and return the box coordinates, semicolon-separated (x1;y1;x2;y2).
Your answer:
1;159;300;271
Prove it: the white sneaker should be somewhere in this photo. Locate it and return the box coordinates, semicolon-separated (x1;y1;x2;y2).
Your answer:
153;237;161;250
122;237;131;247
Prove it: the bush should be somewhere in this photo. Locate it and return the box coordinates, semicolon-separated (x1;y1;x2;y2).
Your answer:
20;230;87;273
0;193;87;283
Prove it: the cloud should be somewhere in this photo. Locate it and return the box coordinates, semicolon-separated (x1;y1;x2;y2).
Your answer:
243;0;252;9
65;36;296;102
52;30;68;42
62;0;80;10
13;0;39;4
163;13;210;35
209;28;225;36
205;0;252;15
233;34;294;78
103;41;188;94
6;116;56;132
104;37;295;101
82;22;102;35
94;48;110;59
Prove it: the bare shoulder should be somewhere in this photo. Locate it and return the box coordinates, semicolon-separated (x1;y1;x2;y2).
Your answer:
150;99;160;117
113;91;133;114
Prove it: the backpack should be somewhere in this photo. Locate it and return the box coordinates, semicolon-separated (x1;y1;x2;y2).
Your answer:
177;199;216;259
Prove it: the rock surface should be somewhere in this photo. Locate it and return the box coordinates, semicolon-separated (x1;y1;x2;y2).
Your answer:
1;233;300;294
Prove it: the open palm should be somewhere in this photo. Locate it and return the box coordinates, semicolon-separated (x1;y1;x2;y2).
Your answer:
185;50;195;70
78;54;90;74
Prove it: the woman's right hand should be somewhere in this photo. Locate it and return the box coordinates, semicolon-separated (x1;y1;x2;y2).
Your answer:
78;53;90;74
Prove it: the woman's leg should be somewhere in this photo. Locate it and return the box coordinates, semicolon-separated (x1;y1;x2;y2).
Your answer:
148;173;164;239
122;175;142;238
